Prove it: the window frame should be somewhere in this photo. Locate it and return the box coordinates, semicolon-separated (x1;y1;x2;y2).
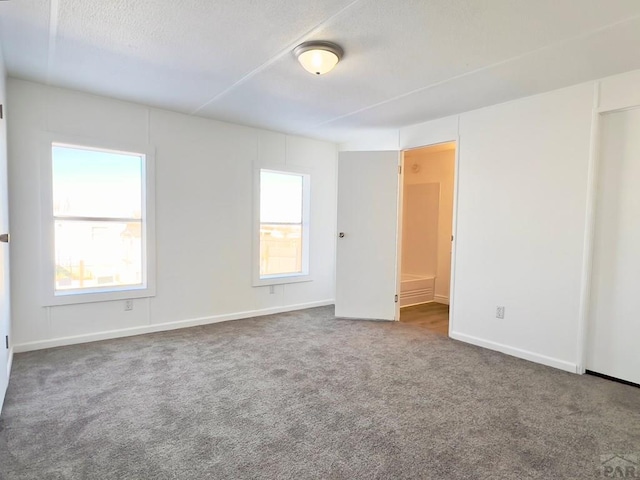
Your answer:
40;134;156;306
252;167;312;287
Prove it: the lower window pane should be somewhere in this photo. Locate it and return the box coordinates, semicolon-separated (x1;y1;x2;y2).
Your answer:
260;224;302;276
55;220;143;291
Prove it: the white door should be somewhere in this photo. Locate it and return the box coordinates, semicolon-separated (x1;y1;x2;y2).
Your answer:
335;151;400;320
0;99;9;406
587;108;640;385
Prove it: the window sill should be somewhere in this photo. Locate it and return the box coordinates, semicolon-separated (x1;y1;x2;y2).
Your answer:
42;286;155;307
252;273;313;287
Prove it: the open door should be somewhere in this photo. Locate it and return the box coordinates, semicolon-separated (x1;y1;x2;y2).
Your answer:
0;98;9;411
587;107;640;385
335;151;400;320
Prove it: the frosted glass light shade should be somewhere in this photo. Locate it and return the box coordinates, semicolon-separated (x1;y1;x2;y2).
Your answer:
293;41;343;76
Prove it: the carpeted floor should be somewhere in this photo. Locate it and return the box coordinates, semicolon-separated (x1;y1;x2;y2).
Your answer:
0;306;639;479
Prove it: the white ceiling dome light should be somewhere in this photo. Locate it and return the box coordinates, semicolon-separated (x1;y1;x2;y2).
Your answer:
293;41;344;76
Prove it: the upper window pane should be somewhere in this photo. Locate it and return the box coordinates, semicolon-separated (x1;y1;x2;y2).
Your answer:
260;171;303;224
52;145;143;219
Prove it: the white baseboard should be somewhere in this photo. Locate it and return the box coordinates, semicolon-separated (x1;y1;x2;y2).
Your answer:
449;331;578;373
13;300;334;353
434;295;449;305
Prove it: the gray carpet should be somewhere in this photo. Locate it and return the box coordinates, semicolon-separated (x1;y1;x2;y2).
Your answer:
0;306;638;479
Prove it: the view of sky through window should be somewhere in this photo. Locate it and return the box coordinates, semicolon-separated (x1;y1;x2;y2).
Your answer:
260;171;303;224
52;145;142;219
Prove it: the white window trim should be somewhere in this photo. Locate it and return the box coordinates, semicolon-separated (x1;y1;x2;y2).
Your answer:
40;133;156;306
252;166;312;287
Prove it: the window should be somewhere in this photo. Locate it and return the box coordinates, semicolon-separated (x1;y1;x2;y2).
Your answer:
43;141;155;305
254;169;310;285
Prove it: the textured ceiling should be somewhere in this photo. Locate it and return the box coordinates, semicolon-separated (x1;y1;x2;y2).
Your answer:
2;0;640;143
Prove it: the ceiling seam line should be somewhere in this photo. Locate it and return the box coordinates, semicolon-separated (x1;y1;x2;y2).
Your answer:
46;0;59;84
312;12;640;129
189;0;366;115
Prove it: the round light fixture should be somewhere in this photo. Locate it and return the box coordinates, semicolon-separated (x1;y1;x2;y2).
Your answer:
293;41;344;76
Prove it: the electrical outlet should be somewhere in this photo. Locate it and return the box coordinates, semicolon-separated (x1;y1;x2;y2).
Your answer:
125;300;133;311
496;306;505;319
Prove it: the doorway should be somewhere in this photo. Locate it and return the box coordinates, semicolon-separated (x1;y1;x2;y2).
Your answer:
398;142;456;335
0;96;9;411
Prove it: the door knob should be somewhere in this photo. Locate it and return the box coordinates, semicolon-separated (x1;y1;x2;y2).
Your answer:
338;232;345;238
0;233;8;243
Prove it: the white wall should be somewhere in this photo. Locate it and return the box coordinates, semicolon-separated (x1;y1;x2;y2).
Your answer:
453;84;594;372
0;46;11;411
338;129;400;152
7;79;337;351
403;148;455;302
400;116;458;150
598;69;640;113
400;83;597;372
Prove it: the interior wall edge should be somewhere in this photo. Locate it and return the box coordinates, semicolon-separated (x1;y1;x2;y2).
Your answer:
5;347;12;379
0;348;9;413
0;347;10;414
